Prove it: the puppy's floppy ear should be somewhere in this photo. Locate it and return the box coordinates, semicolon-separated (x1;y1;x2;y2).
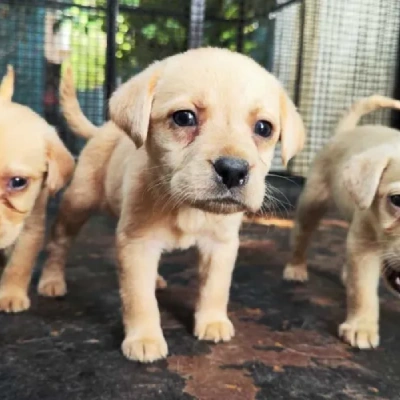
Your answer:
343;146;391;210
109;61;164;148
279;89;306;167
44;128;75;195
0;65;14;101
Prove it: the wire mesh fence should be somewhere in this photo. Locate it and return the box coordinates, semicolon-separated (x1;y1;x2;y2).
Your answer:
0;0;107;154
1;0;400;176
269;0;400;175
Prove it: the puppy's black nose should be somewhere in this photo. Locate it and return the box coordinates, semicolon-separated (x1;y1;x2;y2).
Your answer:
213;157;249;189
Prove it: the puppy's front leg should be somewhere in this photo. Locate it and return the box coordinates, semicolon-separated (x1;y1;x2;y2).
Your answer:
194;236;239;342
339;225;380;349
117;232;167;363
0;190;47;312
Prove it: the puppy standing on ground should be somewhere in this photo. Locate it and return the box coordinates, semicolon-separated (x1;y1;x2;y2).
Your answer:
0;66;75;312
284;95;400;349
41;47;305;363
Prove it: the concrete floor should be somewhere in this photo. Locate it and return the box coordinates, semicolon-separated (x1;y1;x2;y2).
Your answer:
1;176;400;400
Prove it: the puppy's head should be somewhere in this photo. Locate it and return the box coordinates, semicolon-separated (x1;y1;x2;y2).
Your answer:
110;48;305;214
343;143;400;269
0;97;75;248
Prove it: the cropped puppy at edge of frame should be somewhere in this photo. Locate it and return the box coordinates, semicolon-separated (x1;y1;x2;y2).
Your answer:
0;66;75;312
40;47;305;363
283;95;400;350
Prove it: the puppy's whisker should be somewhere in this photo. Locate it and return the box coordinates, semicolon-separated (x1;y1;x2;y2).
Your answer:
266;194;291;218
264;190;290;219
267;184;292;208
268;173;300;187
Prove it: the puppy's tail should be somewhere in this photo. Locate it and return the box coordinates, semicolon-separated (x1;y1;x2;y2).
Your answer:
0;65;14;100
60;66;98;139
336;95;400;134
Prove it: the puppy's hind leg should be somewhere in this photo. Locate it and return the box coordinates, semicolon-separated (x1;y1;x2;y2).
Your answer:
38;164;101;297
283;171;330;282
156;274;167;289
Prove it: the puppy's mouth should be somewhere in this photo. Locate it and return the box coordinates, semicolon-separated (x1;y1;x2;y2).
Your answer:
191;195;248;214
382;260;400;297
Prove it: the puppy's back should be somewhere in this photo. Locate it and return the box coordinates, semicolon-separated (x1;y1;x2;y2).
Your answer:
314;95;400;172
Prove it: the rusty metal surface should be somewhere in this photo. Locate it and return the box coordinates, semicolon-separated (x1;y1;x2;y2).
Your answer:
1;181;400;400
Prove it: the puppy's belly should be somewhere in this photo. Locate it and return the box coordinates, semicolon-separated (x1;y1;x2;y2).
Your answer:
331;182;355;222
335;200;354;222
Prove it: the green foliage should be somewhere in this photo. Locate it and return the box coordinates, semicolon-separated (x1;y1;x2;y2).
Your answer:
115;13;187;81
113;0;270;80
61;0;106;90
202;0;272;53
64;0;274;86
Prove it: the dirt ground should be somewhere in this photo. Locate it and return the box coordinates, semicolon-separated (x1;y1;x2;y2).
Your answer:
1;178;400;400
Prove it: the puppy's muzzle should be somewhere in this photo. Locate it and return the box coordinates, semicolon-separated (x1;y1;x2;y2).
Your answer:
213;157;249;189
189;156;251;214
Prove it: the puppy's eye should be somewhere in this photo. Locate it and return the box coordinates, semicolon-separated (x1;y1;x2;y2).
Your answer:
254;120;273;138
172;110;197;127
389;194;400;208
8;177;28;191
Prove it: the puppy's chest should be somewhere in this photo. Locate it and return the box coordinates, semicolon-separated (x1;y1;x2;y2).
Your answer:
162;209;241;251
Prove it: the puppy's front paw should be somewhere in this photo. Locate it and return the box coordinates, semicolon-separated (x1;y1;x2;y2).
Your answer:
38;278;67;297
338;319;379;349
122;332;168;363
0;288;30;313
283;263;308;282
195;315;235;342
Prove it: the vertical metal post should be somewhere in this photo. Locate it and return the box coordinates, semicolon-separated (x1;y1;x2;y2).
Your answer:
391;16;400;129
188;0;206;49
293;0;306;108
105;0;118;105
293;0;305;108
236;0;246;53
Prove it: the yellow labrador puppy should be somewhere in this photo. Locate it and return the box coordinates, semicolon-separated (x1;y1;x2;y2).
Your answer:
0;66;75;312
284;95;400;349
41;47;305;362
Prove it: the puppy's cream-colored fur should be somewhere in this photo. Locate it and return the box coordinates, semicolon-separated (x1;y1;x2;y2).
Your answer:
284;95;400;349
0;66;75;312
42;48;305;362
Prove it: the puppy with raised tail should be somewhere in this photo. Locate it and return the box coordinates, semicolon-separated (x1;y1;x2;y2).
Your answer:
0;66;75;312
41;48;305;362
284;95;400;349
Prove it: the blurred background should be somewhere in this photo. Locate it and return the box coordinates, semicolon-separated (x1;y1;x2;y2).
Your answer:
1;0;400;176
